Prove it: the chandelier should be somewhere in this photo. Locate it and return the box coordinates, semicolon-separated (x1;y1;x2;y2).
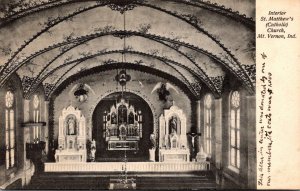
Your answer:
115;69;131;87
115;6;131;95
114;11;136;189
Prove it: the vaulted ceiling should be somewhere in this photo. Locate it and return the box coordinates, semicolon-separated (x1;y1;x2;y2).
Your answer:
0;0;255;100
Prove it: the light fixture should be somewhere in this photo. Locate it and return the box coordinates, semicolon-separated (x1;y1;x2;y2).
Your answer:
115;6;131;97
115;69;131;87
74;84;88;102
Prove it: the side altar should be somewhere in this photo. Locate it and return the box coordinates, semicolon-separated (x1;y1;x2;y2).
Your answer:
55;106;87;162
158;105;190;162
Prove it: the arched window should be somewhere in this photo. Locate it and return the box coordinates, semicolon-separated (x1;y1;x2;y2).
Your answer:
5;91;16;169
204;94;212;155
229;91;240;170
33;94;40;140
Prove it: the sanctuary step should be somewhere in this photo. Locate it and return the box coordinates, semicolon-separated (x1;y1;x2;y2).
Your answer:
24;171;216;190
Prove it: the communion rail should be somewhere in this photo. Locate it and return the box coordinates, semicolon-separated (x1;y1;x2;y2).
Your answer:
44;162;210;172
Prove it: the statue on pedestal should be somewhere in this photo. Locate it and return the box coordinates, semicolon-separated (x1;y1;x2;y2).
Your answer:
150;134;156;149
149;134;156;161
67;117;76;135
169;116;177;134
91;139;96;162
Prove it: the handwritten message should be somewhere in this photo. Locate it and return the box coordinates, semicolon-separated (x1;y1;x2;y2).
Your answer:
258;52;274;187
257;10;296;39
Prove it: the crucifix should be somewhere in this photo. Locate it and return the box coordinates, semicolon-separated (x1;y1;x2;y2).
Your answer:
187;132;201;160
187;132;201;148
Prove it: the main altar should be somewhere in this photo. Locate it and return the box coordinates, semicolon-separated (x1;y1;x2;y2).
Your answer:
103;98;143;151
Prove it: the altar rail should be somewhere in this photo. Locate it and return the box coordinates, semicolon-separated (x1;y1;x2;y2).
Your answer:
44;162;210;172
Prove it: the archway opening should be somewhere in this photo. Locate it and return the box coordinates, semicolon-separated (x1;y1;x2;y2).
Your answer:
92;91;154;162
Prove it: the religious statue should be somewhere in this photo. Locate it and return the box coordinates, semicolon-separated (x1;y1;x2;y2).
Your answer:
169;116;177;134
150;134;156;149
118;105;127;124
111;112;117;124
68;117;76;135
90;139;96;162
149;134;156;161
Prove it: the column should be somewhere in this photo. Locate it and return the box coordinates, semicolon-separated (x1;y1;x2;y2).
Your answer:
44;101;49;154
196;100;201;153
214;98;222;168
23;99;30;162
214;98;223;185
22;99;34;186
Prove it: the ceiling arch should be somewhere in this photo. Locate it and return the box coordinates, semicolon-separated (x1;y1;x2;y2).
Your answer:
11;31;249;96
49;62;198;101
11;31;227;78
0;0;256;100
0;0;255;28
24;34;225;97
38;50;200;98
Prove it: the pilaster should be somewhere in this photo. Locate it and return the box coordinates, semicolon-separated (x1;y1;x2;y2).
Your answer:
214;98;222;169
196;100;201;153
44;101;49;154
22;99;34;186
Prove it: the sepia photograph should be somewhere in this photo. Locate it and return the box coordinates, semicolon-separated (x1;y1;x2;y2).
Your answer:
1;0;298;190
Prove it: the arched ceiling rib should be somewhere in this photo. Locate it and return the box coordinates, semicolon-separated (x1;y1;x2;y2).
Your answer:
2;5;231;70
49;62;198;102
0;0;255;27
18;33;226;98
15;32;226;78
39;50;200;98
8;32;248;97
47;60;195;99
0;0;256;99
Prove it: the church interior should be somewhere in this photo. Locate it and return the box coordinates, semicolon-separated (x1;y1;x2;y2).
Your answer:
0;0;256;190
